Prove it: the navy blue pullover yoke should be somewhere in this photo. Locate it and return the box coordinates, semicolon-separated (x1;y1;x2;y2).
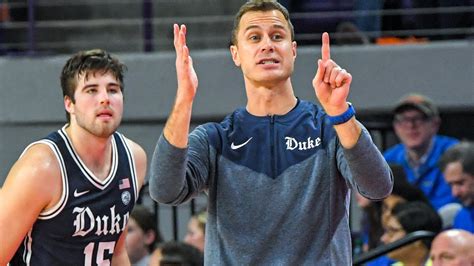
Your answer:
150;100;393;265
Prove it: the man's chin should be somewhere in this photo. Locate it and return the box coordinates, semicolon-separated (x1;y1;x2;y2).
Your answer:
405;138;430;149
405;143;423;150
94;125;119;138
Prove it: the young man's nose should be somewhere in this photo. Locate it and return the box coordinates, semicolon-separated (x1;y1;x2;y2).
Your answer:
99;89;110;105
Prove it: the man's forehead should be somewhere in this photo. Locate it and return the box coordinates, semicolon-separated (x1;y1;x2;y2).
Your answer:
77;70;118;82
240;10;287;29
396;108;425;116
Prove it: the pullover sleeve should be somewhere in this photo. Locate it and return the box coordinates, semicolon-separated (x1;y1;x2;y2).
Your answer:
339;123;393;200
149;126;210;205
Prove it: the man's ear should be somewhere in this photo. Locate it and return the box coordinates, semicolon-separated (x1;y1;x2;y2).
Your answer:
292;41;297;59
144;230;156;245
64;95;74;114
230;45;241;67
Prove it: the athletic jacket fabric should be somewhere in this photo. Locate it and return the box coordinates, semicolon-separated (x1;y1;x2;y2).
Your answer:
150;100;393;265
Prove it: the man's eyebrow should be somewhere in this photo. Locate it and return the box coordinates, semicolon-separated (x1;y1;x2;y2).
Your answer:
244;25;261;32
82;82;120;90
244;24;286;32
271;24;286;31
82;83;98;90
439;251;455;258
107;82;121;87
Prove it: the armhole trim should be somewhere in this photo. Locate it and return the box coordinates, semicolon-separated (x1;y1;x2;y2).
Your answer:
25;140;70;220
117;133;139;202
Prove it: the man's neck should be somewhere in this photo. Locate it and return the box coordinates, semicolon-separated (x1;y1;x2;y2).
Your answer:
65;124;113;180
406;138;434;165
245;80;297;116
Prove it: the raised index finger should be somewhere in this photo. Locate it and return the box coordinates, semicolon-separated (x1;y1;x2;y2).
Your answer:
321;32;330;61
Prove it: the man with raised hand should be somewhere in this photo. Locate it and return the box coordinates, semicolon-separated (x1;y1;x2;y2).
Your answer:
150;0;392;264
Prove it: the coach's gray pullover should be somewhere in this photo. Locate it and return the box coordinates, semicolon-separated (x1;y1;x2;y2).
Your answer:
150;100;393;265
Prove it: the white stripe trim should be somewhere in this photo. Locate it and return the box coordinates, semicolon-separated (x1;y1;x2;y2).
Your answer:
20;140;69;220
38;140;69;219
26;230;33;266
58;125;118;190
22;236;27;262
117;133;139;201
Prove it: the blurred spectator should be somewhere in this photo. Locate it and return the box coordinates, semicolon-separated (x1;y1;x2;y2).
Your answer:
439;141;474;233
362;163;430;266
334;21;370;45
148;241;203;266
381;164;431;225
380;201;442;265
353;0;383;39
430;229;474;265
384;93;459;211
126;205;163;266
184;209;207;253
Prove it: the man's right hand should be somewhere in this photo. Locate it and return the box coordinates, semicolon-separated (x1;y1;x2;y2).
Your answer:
174;24;198;104
163;24;198;148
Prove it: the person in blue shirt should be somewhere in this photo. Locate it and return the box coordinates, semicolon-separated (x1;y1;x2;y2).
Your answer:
384;93;458;211
439;141;474;233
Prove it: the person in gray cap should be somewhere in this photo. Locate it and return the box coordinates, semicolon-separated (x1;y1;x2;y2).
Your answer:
384;93;459;211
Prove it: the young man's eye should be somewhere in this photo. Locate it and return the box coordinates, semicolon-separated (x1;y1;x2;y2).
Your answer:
86;88;97;94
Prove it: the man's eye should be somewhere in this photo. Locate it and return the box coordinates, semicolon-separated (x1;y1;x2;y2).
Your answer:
273;34;283;40
86;89;97;94
249;35;260;41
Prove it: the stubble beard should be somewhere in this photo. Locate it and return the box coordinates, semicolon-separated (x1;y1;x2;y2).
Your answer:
75;116;121;139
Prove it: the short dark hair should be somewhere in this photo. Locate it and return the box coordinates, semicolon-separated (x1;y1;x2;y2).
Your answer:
392;201;442;248
390;164;431;205
231;0;294;46
439;141;474;176
158;241;203;266
131;205;163;252
60;49;126;122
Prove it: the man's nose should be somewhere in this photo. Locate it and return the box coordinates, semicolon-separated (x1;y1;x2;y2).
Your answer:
99;89;110;105
261;36;274;52
452;186;461;197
